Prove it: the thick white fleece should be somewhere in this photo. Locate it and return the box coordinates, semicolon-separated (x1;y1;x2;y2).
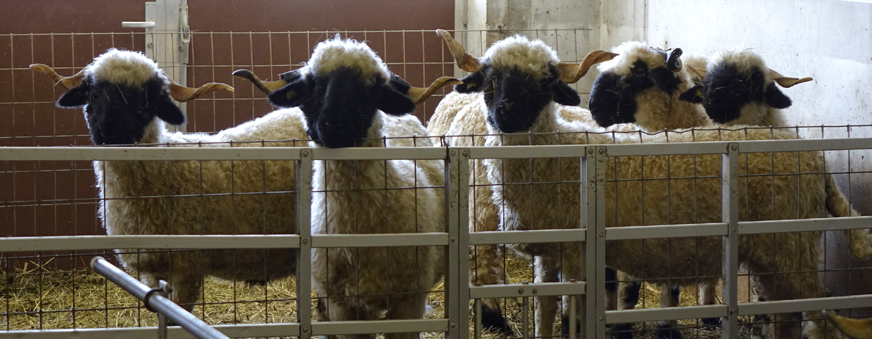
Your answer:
86;48;167;87
302;36;390;84
480;35;561;81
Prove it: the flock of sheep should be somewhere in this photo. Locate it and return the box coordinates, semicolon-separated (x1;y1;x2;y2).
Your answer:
28;28;872;339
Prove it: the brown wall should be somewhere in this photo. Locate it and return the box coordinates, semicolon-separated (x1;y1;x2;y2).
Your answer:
0;0;454;269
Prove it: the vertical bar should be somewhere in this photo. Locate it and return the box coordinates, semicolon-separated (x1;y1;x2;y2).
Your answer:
722;143;739;338
522;297;530;339
569;295;577;339
297;149;313;339
582;146;605;338
593;146;607;339
474;298;483;339
446;148;465;338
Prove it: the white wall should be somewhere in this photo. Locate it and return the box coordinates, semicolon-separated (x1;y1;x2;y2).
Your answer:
645;0;872;310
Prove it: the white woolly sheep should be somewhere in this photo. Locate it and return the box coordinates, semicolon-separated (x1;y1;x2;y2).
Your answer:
430;29;624;336
256;37;451;339
33;48;307;312
442;34;872;339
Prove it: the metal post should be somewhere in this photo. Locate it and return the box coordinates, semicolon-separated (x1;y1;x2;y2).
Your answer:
522;296;530;339
90;257;229;339
297;149;313;339
446;148;466;339
474;298;483;339
722;144;739;338
582;146;606;338
569;294;577;339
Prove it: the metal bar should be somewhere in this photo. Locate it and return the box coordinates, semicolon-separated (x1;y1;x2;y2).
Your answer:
738;294;872;316
446;149;461;339
0;323;302;339
580;150;596;339
474;298;483;339
738;216;872;234
296;149;313;339
593;147;608;339
466;145;588;159
456;149;471;339
310;319;448;336
469;281;586;299
0;235;301;251
722;144;740;339
310;146;445;160
0;147;304;161
467;229;585;245
737;138;872;153
605;305;729;324
522;296;530;339
605;142;729;157
569;294;577;339
310;233;448;248
89;257;229;339
605;223;728;240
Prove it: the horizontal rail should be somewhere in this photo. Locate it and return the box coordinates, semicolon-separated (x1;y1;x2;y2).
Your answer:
469;281;586;299
467;145;588;159
90;257;229;339
605;142;730;157
738;294;872;316
606;305;728;324
738;216;872;235
0;235;301;251
310;233;449;248
738;138;872;153
605;223;728;240
0;147;304;161
468;229;585;245
310;147;447;160
310;319;448;335
0;323;300;339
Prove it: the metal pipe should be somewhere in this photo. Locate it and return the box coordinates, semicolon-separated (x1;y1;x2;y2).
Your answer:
522;296;529;339
90;257;229;339
569;295;577;339
474;298;482;339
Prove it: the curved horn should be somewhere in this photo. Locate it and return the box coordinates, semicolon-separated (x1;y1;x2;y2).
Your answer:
824;310;872;339
406;76;463;105
557;50;619;84
666;48;683;72
436;29;479;73
165;72;234;102
30;64;85;89
770;69;812;88
232;69;291;95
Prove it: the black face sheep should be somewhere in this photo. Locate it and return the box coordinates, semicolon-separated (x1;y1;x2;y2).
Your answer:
256;37;454;339
679;49;812;127
33;48;308;312
427;29;619;337
444;34;872;338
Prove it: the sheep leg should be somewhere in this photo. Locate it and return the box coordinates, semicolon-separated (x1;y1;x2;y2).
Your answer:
471;243;513;336
534;255;560;338
384;293;428;339
654;285;683;339
606;269;640;339
699;281;721;326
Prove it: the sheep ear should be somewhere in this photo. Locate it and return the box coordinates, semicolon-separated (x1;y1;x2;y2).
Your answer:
679;85;704;103
267;78;309;108
378;85;416;116
552;81;581;106
764;83;792;109
56;81;91;108
153;93;187;125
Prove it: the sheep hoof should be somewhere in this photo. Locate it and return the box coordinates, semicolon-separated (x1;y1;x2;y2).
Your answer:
701;317;721;326
481;305;514;337
654;322;683;339
608;323;634;339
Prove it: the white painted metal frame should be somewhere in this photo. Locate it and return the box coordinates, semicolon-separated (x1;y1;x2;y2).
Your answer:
4;138;872;338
